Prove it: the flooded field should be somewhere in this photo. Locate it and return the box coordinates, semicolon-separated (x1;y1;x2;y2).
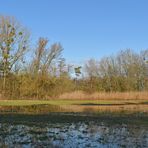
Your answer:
0;102;148;114
0;103;148;147
0;121;148;148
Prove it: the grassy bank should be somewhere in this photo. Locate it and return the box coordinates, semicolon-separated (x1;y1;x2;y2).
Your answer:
0;99;148;106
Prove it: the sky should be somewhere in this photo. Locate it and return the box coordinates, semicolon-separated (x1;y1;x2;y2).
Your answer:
0;0;148;64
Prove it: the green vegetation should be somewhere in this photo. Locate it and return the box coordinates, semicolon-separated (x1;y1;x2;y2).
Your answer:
0;99;147;106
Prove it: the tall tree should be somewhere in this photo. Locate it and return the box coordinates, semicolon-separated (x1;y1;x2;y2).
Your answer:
31;37;63;74
0;16;29;93
29;37;63;98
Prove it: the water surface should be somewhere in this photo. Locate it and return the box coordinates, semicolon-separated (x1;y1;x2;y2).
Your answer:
0;104;148;147
0;103;148;114
0;122;148;148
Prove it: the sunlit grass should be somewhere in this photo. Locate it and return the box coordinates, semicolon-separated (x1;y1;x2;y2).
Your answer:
0;99;147;106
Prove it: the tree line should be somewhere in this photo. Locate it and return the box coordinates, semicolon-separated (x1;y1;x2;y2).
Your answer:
0;16;148;99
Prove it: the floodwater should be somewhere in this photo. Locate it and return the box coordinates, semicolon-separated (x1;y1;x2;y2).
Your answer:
0;122;148;148
0;103;148;114
0;104;148;147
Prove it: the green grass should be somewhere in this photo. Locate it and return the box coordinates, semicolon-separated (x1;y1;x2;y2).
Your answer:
0;99;147;106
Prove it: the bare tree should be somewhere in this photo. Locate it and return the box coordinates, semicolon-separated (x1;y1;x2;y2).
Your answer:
31;37;63;74
0;15;29;92
85;59;100;78
29;37;63;98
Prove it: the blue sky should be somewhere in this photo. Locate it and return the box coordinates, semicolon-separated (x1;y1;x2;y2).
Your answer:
0;0;148;64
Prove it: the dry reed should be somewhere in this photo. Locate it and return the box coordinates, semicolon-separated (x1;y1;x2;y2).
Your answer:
58;91;148;100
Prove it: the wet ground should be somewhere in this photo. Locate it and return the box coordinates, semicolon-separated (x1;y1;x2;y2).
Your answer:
0;104;148;147
0;121;148;148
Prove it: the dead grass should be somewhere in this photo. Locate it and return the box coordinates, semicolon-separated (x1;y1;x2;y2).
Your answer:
58;91;148;100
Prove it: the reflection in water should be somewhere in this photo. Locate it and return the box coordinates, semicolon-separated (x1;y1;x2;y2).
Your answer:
0;122;148;148
0;104;148;114
0;105;69;114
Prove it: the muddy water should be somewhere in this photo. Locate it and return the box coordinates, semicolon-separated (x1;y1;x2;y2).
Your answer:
0;122;148;148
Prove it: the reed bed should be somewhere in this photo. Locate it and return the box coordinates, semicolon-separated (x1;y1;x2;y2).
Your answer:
58;91;148;100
